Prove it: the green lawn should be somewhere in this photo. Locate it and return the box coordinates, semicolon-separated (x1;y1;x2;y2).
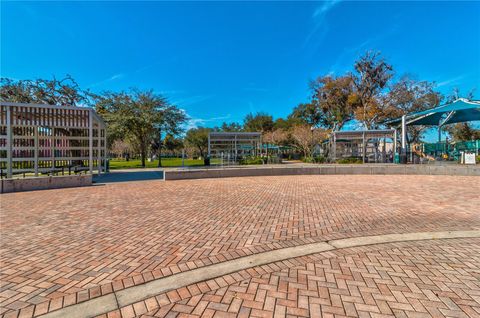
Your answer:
109;158;205;170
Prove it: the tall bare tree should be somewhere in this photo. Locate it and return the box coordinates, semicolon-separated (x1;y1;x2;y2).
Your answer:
290;124;329;158
350;51;394;129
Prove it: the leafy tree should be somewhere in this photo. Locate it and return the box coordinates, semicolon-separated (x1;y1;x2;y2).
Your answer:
289;103;322;127
243;112;274;132
274;117;303;130
386;76;442;142
162;134;184;155
309;75;355;131
185;127;211;159
220;122;243;132
96;89;186;167
0;75;91;106
151;103;187;167
445;123;480;142
351;51;394;129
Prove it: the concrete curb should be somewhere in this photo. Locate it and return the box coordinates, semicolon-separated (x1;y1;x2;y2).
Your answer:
164;164;480;180
39;230;480;318
0;174;92;193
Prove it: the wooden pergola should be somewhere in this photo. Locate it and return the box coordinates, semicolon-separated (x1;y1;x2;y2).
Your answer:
0;102;107;178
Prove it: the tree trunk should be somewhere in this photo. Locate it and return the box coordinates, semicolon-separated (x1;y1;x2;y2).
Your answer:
158;146;162;167
141;146;146;168
157;129;162;167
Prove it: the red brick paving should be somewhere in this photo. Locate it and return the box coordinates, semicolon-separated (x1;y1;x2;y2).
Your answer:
0;175;479;317
118;239;480;318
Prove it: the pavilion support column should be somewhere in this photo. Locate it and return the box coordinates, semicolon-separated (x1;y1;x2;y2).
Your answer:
234;135;237;162
401;115;407;164
88;110;93;174
393;128;397;158
104;129;108;172
207;134;211;157
97;126;102;174
6;106;12;178
34;127;39;177
50;128;55;175
382;137;386;163
362;132;366;164
332;133;336;162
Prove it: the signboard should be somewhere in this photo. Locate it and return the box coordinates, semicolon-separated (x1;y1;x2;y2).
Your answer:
464;152;476;165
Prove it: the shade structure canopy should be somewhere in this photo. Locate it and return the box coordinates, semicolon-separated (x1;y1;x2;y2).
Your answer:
386;99;480;127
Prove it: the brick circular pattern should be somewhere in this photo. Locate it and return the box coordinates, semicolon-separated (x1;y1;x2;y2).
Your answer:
116;238;480;318
1;175;479;317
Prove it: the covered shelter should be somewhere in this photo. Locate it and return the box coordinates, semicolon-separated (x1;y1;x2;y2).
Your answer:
0;102;107;178
331;129;397;163
385;99;480;161
208;132;261;163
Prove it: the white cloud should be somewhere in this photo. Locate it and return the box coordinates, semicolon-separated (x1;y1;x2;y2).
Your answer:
185;114;231;130
328;24;399;74
437;75;465;87
87;73;125;88
313;0;342;18
172;94;215;107
304;0;343;48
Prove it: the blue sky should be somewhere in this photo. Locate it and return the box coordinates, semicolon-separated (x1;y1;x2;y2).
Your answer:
2;1;480;133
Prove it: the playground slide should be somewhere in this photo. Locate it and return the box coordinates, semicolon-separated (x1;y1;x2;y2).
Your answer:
412;144;435;161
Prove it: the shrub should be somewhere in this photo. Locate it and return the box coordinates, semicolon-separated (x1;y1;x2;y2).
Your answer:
302;156;326;164
239;156;264;165
336;157;363;164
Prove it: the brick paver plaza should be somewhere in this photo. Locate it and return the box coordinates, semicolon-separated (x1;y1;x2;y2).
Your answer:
1;175;479;318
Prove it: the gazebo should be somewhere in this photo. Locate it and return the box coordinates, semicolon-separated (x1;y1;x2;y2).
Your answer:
0;102;107;178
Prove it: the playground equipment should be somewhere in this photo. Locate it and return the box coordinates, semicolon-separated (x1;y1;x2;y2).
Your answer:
413;140;479;162
412;144;435;162
386;99;480;164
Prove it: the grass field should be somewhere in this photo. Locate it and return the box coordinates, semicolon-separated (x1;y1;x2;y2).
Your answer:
109;158;205;169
